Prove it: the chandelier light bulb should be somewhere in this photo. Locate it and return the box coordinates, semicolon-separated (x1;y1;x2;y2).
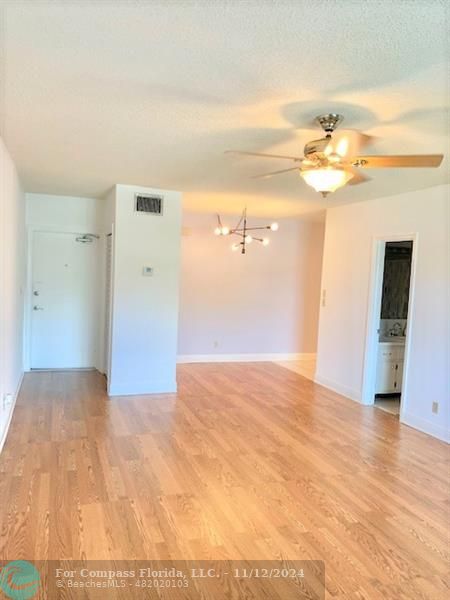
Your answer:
214;227;221;236
270;222;279;231
245;235;253;244
262;238;270;246
221;226;230;235
231;243;240;252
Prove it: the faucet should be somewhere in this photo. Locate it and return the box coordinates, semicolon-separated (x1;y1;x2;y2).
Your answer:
389;322;403;337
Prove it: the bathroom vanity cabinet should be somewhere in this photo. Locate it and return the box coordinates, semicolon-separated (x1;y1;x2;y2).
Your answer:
375;342;405;394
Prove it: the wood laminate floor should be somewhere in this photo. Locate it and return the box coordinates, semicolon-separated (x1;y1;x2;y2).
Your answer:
374;396;401;416
276;357;317;381
0;364;448;599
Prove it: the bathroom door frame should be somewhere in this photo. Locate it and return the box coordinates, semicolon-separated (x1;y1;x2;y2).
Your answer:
361;233;418;422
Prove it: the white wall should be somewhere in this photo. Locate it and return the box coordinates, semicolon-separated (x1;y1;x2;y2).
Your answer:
0;138;26;450
178;213;324;360
26;193;102;233
108;185;182;395
25;193;105;371
316;184;450;442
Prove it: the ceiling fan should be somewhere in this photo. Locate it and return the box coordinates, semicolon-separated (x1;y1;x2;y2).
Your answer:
226;113;444;197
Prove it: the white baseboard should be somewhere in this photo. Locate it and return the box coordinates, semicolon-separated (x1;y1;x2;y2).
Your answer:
314;373;361;403
401;411;450;444
177;353;316;364
108;379;177;396
0;371;24;454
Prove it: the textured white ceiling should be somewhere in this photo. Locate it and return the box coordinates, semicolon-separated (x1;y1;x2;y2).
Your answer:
1;0;448;217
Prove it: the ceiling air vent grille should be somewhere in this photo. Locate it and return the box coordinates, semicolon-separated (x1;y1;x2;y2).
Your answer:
135;194;163;215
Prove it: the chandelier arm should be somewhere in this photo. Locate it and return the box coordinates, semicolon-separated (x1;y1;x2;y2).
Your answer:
243;225;272;231
232;225;271;233
234;209;245;231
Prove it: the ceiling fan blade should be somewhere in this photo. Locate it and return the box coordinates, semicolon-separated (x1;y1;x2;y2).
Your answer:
342;131;376;150
353;131;376;147
353;154;444;168
225;150;303;162
345;167;371;186
252;166;300;179
325;131;376;160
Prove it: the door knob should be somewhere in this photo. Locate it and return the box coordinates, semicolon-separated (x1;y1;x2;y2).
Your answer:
33;306;44;311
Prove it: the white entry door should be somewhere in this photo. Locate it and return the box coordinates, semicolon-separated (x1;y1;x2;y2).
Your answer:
30;231;98;369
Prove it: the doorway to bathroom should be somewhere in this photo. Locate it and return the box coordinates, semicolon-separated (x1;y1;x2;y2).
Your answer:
361;236;417;419
374;241;413;415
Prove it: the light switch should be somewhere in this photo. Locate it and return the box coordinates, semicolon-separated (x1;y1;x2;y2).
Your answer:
142;266;154;276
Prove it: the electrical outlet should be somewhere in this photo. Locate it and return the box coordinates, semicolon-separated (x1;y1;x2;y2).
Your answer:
3;393;12;410
432;402;439;414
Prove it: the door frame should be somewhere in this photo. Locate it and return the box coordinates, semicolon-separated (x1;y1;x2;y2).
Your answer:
24;227;101;371
104;227;115;387
361;233;418;424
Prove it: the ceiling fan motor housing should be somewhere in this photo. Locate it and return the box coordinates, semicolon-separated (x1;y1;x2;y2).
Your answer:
304;137;331;159
304;114;345;161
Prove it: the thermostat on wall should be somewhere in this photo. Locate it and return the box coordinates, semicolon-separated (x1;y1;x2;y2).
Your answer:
142;266;154;276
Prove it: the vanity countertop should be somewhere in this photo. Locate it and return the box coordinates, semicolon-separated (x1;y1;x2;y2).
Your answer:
379;337;406;345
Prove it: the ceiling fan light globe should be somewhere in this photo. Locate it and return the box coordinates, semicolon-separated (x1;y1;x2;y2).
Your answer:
300;167;354;194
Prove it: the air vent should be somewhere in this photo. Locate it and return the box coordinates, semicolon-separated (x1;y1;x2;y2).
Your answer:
135;194;163;215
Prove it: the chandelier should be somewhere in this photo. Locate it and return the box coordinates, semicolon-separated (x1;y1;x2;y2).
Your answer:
214;208;278;254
